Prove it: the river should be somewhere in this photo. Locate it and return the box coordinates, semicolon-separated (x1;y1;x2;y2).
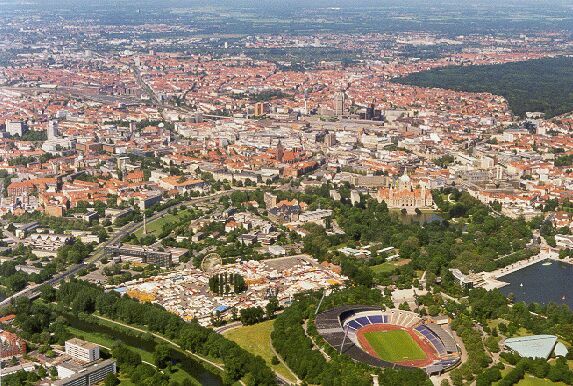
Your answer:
65;314;223;386
499;260;573;309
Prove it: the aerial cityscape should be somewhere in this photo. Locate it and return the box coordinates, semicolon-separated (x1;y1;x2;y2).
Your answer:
0;0;572;385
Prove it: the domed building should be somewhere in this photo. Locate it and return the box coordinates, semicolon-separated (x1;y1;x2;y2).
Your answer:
377;172;434;212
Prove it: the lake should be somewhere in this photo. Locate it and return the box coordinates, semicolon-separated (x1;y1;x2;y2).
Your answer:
394;211;444;225
499;260;573;309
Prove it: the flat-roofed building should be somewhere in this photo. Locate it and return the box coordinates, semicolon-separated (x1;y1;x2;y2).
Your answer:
5;120;26;137
504;335;558;360
104;244;173;267
65;338;100;363
54;358;116;386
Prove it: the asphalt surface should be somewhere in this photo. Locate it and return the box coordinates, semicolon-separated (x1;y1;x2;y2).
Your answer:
0;189;236;307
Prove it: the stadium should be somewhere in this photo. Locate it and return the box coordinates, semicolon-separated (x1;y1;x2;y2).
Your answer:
315;305;462;375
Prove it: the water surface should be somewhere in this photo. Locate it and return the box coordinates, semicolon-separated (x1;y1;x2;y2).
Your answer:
499;260;573;309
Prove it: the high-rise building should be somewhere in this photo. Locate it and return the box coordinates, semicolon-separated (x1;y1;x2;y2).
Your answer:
333;92;345;116
264;192;278;208
324;132;336;147
366;103;375;120
5;120;26;137
47;119;59;140
254;102;265;117
276;139;285;162
65;338;100;363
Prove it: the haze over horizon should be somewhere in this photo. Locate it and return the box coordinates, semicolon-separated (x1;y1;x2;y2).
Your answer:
1;1;573;386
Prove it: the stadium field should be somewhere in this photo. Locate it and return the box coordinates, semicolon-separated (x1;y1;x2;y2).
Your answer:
362;329;427;362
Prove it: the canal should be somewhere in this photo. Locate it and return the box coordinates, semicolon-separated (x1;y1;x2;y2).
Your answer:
65;314;223;386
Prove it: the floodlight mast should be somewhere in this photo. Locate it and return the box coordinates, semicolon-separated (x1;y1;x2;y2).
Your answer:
315;288;330;315
340;324;349;354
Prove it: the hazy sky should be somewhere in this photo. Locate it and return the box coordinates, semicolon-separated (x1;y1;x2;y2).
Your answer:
1;0;571;6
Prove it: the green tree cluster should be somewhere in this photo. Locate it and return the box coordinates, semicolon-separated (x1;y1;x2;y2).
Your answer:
55;280;276;385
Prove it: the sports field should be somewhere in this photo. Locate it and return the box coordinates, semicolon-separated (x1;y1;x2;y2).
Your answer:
363;329;427;362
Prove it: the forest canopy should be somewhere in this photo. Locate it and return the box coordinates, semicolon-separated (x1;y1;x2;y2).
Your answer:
394;57;573;118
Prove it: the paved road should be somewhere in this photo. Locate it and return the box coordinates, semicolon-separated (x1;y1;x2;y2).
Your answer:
0;186;298;383
93;314;226;372
0;189;237;307
214;321;242;334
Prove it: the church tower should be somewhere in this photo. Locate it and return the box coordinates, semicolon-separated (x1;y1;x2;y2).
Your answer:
276;139;284;162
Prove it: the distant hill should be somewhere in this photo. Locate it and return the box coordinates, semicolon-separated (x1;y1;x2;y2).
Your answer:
393;57;573;118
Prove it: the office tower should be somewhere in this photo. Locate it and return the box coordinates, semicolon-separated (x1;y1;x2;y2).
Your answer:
5;120;26;137
334;91;345;116
47;119;59;140
276;139;284;162
325;132;336;147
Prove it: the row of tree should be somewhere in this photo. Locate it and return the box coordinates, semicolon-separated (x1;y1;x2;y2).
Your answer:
55;280;276;385
271;286;430;386
111;342;196;386
209;272;247;295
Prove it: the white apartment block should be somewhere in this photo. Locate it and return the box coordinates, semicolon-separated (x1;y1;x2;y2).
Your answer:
65;338;100;363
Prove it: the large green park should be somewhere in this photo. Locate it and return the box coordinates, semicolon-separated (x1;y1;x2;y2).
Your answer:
394;57;573;118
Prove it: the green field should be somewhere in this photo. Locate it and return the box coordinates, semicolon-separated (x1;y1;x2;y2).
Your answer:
516;375;567;386
518;376;566;386
371;261;401;273
224;320;298;384
494;370;567;386
134;208;192;237
363;329;426;362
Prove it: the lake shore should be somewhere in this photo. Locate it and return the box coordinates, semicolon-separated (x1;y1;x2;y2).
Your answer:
476;248;570;290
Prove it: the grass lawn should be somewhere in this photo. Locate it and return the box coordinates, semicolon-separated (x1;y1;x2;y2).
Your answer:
134;209;192;238
487;319;506;329
67;325;155;364
118;374;137;386
494;371;566;386
517;374;567;386
371;258;411;274
363;329;426;362
514;327;532;337
371;262;399;274
224;320;298;384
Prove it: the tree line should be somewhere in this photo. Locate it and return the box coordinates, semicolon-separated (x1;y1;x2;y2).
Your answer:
271;286;430;386
54;280;276;385
209;272;247;295
394;57;573;118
